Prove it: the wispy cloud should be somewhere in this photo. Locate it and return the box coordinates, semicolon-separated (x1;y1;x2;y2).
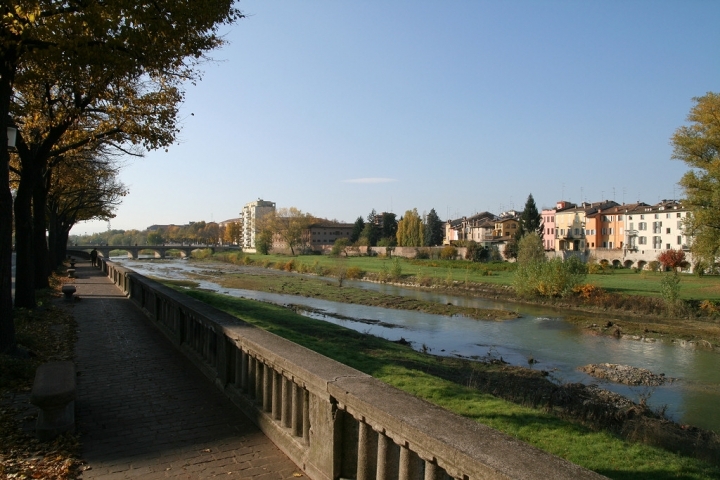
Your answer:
343;177;397;184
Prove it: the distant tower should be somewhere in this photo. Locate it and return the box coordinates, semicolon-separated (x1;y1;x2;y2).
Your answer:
241;199;276;249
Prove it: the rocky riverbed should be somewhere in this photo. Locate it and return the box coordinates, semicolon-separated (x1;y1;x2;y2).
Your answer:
579;363;677;386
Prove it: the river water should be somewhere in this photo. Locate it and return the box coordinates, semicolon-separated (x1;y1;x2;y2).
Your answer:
111;257;720;432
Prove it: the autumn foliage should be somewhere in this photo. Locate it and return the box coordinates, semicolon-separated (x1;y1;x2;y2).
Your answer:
657;249;687;271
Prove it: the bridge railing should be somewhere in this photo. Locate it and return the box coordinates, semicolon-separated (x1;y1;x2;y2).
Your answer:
99;258;604;480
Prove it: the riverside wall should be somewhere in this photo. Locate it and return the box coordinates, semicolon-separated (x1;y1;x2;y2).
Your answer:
98;258;605;480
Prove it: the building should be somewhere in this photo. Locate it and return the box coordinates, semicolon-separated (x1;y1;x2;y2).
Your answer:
241;199;276;250
307;222;354;253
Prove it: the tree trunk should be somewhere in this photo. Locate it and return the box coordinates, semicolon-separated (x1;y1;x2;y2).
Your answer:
0;52;17;353
13;158;37;309
32;169;50;287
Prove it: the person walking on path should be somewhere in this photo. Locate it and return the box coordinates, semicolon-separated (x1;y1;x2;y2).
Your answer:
89;248;97;267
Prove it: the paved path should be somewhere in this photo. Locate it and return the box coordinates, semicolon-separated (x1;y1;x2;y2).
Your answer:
68;262;302;479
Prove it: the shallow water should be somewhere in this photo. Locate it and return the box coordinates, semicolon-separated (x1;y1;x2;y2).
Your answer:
112;257;720;432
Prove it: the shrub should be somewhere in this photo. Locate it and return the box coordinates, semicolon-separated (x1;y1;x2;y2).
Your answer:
242;255;254;266
391;257;403;280
283;259;296;272
440;245;458;260
648;261;661;272
514;257;587;298
573;283;605;300
660;272;681;306
415;248;431;260
345;266;365;279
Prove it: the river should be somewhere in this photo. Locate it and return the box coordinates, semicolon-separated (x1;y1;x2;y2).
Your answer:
111;257;720;432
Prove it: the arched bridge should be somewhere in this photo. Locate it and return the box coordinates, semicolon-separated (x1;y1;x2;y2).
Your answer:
67;244;239;260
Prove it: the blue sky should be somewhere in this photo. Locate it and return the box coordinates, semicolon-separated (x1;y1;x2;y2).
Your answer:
72;1;720;234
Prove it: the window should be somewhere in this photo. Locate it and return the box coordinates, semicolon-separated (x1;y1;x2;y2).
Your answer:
639;222;647;230
602;241;608;248
666;244;671;250
629;222;634;230
677;213;682;218
574;228;579;235
618;215;623;220
653;236;662;249
609;241;613;249
666;213;671;218
640;214;645;220
666;228;671;234
677;221;683;229
654;214;659;219
639;236;647;245
609;228;613;234
602;228;607;235
677;236;682;245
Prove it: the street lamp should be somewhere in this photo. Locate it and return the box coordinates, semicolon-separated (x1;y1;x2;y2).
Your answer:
6;116;17;150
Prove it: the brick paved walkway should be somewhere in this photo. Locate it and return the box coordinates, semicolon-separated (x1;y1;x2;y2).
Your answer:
69;261;302;479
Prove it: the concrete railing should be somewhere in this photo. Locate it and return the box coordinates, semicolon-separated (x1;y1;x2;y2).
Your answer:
99;259;605;480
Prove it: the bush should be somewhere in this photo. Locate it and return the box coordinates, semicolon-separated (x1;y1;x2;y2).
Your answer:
391;257;403;280
514;257;587;298
345;266;365;279
648;261;661;272
283;259;296;272
440;245;458;260
415;248;431;260
660;272;681;306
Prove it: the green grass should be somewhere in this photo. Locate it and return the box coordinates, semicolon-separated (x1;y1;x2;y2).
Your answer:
176;287;720;480
226;253;720;302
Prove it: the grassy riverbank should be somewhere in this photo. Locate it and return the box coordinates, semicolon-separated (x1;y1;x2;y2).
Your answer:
170;286;720;479
190;251;720;347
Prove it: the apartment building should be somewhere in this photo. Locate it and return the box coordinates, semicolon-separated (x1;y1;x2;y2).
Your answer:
241;199;276;250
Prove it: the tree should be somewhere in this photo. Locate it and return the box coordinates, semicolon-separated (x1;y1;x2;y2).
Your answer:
265;207;314;255
506;194;542;260
350;216;364;243
518;194;542;235
672;92;720;265
360;209;380;246
147;231;164;245
657;249;687;272
0;1;241;352
396;209;424;247
380;212;398;243
423;208;443;246
516;233;546;265
46;149;127;268
331;238;350;257
224;222;241;245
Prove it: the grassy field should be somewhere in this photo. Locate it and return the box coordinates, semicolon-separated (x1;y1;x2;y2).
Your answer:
175;287;720;480
214;252;720;302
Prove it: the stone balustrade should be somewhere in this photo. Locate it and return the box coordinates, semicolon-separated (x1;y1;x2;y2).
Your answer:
99;258;605;480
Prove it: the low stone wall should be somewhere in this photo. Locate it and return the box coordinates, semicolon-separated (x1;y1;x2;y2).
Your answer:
99;259;604;480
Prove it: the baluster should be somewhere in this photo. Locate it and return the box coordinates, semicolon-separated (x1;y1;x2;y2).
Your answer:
423;459;442;480
240;350;249;392
302;389;310;443
234;347;243;388
377;432;399;480
255;360;263;404
272;370;281;420
263;364;272;412
357;421;374;480
281;376;291;428
291;382;303;437
399;443;419;480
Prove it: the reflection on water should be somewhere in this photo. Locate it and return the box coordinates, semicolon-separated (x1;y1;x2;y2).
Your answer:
112;257;720;431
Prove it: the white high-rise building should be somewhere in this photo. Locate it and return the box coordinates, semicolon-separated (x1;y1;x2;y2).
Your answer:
241;199;276;249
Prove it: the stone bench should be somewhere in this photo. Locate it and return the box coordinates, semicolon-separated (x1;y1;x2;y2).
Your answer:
30;361;76;441
61;285;76;301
